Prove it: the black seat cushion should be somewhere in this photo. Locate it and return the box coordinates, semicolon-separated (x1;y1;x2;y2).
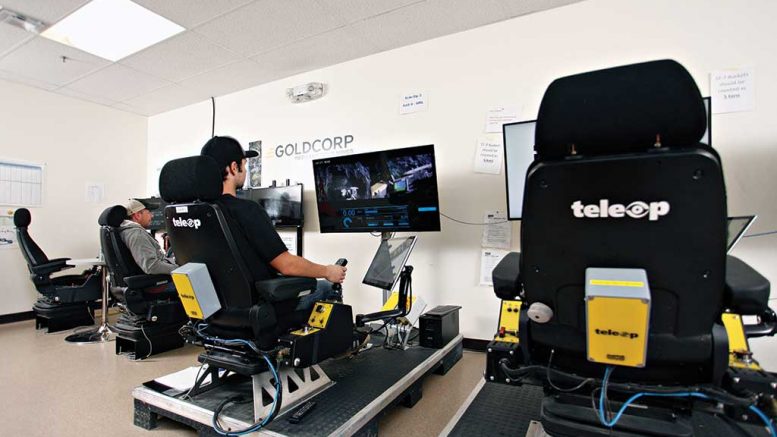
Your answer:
726;255;771;315
13;208;31;227
536;59;707;159
98;205;127;227
255;277;317;302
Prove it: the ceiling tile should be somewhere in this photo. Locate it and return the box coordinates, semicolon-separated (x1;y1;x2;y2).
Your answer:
0;69;58;90
53;87;119;107
350;0;511;52
119;31;240;82
318;0;423;24
63;64;172;102
132;0;255;28
124;83;209;115
0;24;33;57
194;0;345;56
0;37;110;86
111;102;153;116
178;60;271;98
250;26;377;80
0;0;90;24
502;0;583;19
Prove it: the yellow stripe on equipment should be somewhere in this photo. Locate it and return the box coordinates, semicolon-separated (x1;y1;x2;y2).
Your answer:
171;263;221;320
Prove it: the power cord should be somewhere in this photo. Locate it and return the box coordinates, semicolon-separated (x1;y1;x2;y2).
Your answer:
211;96;216;138
440;212;509;226
744;230;777;238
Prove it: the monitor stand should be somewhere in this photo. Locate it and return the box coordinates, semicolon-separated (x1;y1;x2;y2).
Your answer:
380;231;392;304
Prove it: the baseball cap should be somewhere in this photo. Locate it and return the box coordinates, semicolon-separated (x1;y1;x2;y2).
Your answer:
124;199;156;216
200;136;258;170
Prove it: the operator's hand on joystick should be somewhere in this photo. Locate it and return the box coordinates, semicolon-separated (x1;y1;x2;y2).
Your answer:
325;264;347;284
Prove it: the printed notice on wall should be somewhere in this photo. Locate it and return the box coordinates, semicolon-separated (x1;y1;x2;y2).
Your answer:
278;229;298;256
480;249;509;286
485;106;520;133
0;210;16;249
474;138;503;174
399;91;427;114
85;183;104;203
711;68;754;114
482;210;511;249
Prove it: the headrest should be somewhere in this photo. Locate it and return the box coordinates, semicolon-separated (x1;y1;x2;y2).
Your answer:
535;60;707;159
98;205;128;227
13;208;31;227
159;155;223;203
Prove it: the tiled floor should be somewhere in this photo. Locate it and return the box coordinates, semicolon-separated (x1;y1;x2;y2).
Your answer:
0;319;484;436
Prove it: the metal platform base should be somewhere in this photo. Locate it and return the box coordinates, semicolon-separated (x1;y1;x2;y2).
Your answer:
133;334;463;436
441;380;771;437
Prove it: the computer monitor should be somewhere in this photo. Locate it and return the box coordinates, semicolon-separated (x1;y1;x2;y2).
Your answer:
313;145;441;233
702;96;712;146
238;184;303;227
727;215;756;253
503;120;536;220
362;236;417;290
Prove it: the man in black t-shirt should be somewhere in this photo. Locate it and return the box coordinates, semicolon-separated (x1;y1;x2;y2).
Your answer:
201;136;346;310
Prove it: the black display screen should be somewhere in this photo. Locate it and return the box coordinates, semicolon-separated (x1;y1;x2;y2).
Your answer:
238;184;304;227
313;145;440;233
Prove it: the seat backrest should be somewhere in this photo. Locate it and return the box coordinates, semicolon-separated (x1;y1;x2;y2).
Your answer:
98;205;144;288
13;208;49;268
159;156;257;312
521;60;726;370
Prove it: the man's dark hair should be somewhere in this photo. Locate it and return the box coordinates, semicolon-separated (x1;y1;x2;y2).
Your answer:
201;136;247;180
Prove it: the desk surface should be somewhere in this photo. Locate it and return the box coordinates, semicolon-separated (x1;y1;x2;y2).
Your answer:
66;258;105;266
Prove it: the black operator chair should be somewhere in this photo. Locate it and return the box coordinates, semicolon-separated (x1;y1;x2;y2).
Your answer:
97;205;187;359
159;156;316;363
487;60;776;436
14;208;102;332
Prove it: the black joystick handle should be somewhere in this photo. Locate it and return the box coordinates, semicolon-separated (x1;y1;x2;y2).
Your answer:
333;258;347;292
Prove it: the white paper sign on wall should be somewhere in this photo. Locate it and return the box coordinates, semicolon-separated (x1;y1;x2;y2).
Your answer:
710;68;755;114
399;91;427;114
485;106;520;133
474;138;503;174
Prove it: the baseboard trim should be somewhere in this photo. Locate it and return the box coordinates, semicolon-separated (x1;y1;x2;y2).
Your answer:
0;310;35;325
462;337;489;352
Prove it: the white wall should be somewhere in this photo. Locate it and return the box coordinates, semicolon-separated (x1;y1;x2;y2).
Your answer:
0;80;147;315
147;0;777;364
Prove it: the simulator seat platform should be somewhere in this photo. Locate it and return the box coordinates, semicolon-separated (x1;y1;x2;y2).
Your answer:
98;205;187;359
131;155;462;435
134;331;463;436
14;207;102;332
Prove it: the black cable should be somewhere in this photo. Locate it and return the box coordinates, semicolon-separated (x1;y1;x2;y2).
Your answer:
440;212;509;226
546;349;595;392
211;97;216;138
744;230;777;238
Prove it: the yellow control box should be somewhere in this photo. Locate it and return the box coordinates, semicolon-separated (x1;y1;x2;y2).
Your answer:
585;268;650;368
171;263;221;320
495;300;522;344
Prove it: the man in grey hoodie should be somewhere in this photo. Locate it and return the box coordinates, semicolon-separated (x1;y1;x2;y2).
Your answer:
120;199;178;275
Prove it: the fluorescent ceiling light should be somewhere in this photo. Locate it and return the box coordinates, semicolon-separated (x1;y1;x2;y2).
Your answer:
41;0;184;62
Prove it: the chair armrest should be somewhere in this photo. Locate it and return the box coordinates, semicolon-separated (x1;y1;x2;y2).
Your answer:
31;258;73;276
493;252;522;300
125;274;171;290
255;277;316;302
725;255;770;315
